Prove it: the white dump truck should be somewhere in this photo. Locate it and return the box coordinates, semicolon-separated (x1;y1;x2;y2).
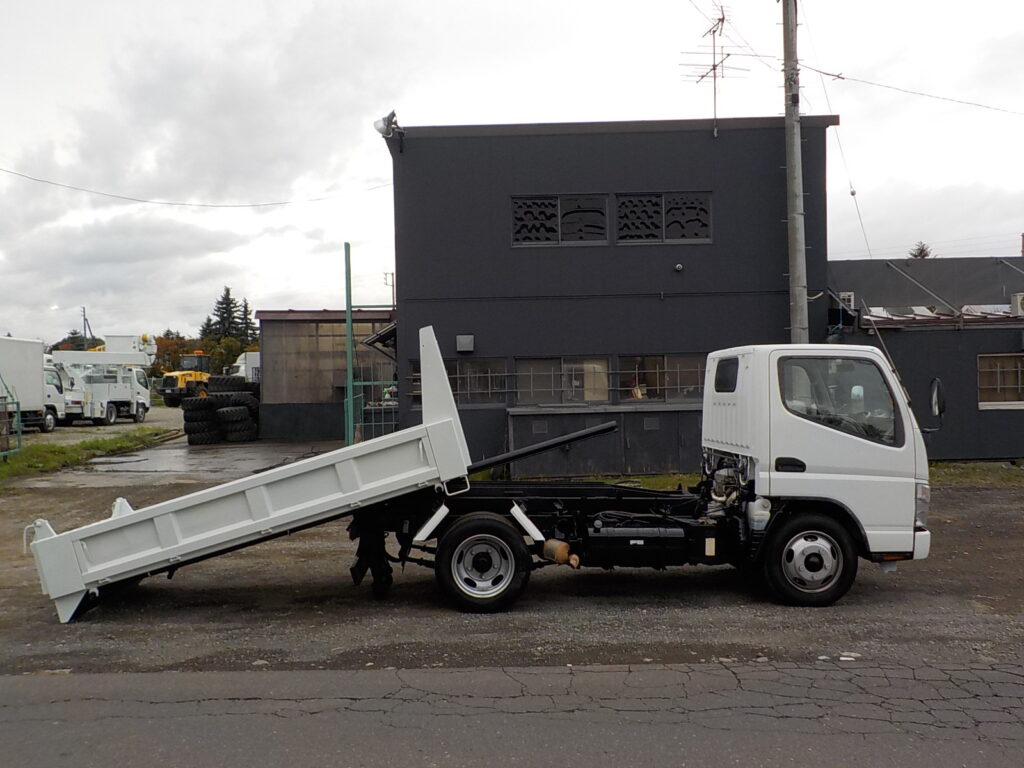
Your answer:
51;351;152;425
28;328;936;622
0;337;76;433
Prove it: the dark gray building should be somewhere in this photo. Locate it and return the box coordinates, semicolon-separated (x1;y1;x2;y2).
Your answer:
827;257;1024;460
384;116;838;474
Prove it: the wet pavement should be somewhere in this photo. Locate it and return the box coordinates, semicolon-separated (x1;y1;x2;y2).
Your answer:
14;431;345;488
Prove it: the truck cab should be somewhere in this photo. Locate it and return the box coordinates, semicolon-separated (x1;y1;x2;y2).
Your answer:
699;344;930;603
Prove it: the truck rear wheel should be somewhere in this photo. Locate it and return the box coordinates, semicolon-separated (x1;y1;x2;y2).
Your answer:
436;513;531;612
763;513;857;607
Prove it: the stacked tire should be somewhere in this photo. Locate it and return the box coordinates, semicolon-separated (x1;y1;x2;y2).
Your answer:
182;396;224;446
182;384;260;446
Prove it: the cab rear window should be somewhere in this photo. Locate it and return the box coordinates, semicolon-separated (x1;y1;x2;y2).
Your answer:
714;357;739;393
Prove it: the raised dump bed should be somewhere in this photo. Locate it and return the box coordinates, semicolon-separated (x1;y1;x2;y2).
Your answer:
29;327;471;623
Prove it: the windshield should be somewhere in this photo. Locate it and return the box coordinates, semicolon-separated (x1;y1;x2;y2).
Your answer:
179;355;209;373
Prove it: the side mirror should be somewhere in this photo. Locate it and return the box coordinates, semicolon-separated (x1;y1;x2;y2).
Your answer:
929;377;946;417
922;377;945;434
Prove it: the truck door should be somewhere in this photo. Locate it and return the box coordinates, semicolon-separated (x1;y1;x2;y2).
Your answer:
43;369;64;414
768;352;916;553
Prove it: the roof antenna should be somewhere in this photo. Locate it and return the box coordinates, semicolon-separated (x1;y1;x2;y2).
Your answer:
681;8;744;138
702;9;726;138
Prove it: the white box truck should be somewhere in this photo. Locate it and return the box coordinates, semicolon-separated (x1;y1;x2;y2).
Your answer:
28;329;936;622
225;351;260;382
0;337;75;433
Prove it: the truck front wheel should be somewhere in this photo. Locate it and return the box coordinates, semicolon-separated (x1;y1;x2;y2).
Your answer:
763;513;857;607
41;409;57;433
436;513;531;613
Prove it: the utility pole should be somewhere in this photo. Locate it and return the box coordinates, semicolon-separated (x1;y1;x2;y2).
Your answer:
783;0;809;343
344;243;355;446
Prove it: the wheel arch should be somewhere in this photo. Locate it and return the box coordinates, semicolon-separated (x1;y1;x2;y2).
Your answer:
768;498;870;559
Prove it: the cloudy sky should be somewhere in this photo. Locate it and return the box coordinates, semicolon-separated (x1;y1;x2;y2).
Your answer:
2;0;1021;344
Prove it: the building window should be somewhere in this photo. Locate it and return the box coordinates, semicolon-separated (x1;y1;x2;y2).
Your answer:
516;358;610;404
410;359;508;405
511;197;558;244
619;355;706;403
616;192;711;243
512;195;607;246
454;359;508;404
978;354;1024;408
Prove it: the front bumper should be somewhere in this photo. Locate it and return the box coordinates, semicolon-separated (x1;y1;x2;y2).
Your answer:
913;527;931;560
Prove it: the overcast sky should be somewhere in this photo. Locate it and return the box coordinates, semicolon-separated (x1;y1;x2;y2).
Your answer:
1;0;1021;344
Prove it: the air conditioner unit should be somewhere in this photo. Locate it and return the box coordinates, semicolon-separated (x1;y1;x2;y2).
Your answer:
1011;293;1024;317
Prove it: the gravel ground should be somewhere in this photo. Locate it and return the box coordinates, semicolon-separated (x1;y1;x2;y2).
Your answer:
19;404;183;446
1;435;1022;674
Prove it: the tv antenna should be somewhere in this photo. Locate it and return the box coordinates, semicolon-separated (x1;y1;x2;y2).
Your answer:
680;6;748;137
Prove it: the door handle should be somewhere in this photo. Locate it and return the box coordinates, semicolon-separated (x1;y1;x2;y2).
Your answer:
775;457;806;472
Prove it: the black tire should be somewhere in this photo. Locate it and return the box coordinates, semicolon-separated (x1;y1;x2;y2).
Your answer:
208;375;245;393
102;402;118;426
133;405;147;423
187;431;223;446
216;406;250;423
763;513;858;607
220;392;259;416
224;427;259;442
435;513;531;613
245;382;261;397
205;393;238;408
41;409;57;433
223;417;256;432
163;394;181;408
183;409;218;423
184;420;221;435
181;396;216;412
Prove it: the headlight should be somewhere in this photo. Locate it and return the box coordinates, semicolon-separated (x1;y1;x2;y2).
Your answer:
915;483;930;528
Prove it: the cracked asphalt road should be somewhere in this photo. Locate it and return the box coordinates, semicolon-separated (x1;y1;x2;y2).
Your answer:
3;662;1022;767
2;437;1022;765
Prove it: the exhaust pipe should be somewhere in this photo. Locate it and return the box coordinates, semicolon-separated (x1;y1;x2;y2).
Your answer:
542;539;580;569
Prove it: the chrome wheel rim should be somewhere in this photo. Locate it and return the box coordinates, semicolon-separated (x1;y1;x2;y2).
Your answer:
451;534;514;598
780;530;842;593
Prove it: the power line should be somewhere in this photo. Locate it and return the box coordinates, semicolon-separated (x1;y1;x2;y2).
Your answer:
797;0;873;258
0;165;385;208
801;65;1024;117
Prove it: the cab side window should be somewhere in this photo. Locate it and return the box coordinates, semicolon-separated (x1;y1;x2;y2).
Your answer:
779;357;903;446
44;370;63;393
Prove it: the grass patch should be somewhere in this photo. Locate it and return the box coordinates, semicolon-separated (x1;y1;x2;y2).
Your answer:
929;460;1024;488
0;428;176;485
